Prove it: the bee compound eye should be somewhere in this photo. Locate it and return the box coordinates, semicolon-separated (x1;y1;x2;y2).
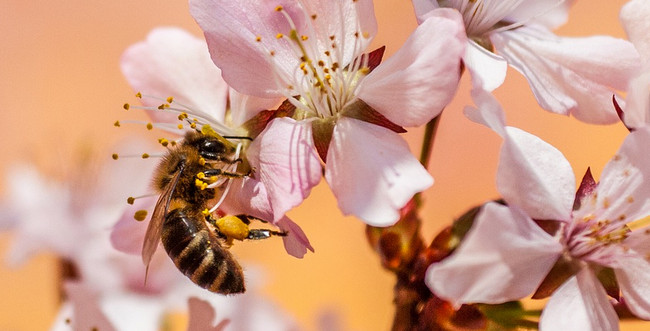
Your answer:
199;138;227;159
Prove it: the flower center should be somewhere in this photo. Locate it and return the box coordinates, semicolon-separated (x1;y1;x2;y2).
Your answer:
262;5;372;120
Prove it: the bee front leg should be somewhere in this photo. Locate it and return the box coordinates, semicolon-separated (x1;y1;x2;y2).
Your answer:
203;168;250;179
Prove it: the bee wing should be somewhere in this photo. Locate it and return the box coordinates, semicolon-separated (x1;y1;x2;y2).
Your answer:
141;166;184;267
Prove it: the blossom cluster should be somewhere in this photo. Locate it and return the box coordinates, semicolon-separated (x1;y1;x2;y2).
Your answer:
3;0;650;330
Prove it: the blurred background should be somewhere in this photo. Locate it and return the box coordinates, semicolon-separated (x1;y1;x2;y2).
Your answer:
0;0;645;330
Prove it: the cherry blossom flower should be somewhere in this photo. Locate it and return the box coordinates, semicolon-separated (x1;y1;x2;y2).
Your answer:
119;27;313;257
412;0;641;124
426;91;650;329
189;0;467;226
619;0;650;129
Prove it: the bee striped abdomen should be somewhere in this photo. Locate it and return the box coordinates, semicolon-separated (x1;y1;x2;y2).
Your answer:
161;208;245;294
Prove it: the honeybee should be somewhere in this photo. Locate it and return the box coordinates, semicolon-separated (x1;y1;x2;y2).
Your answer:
142;128;286;294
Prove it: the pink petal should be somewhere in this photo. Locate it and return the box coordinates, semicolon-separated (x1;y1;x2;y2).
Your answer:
325;118;433;226
228;88;282;128
190;0;301;97
120;27;228;123
277;217;314;258
463;41;508;92
357;8;466;127
463;88;507;137
621;0;650;61
426;202;562;307
622;68;650;129
188;297;229;331
246;117;322;222
614;253;650;320
411;0;440;23
540;268;619;331
596;126;650;223
507;0;573;29
110;198;153;255
492;25;640;124
64;282;117;331
498;127;575;221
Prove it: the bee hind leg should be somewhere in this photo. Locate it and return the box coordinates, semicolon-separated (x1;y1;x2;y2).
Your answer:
247;229;288;240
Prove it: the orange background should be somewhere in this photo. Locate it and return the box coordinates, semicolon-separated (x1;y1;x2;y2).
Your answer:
0;0;646;330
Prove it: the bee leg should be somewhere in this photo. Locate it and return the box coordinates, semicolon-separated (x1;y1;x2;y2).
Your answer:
237;214;268;224
247;229;288;240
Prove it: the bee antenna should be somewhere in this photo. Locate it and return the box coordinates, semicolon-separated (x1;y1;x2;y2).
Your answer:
222;135;253;141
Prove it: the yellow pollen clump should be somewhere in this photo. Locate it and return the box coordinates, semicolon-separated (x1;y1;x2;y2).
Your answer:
195;178;208;190
202;209;210;216
112;153;119;160
113;121;121;127
199;157;206;166
127;197;135;205
123;103;130;110
146;123;153;130
134;210;148;221
141;153;150;159
135;92;142;98
208;176;218;183
166;96;174;103
196;172;206;179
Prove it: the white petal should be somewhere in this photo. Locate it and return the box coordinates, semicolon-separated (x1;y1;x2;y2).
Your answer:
228;88;282;127
358;8;466;127
463;88;507;137
325;118;433;226
507;0;573;29
498;127;575;220
614;253;650;320
464;41;508;92
596;126;650;223
620;0;650;61
622;68;650;129
120;27;228;123
426;202;562;307
492;25;640;124
411;0;440;23
540;268;619;331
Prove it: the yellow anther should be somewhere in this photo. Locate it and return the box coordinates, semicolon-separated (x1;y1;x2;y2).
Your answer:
141;153;150;159
359;67;370;75
157;103;170;110
134;210;148;221
301;35;308;41
170;141;177;146
113;121;121;127
190;122;197;129
123;103;130;110
329;35;335;41
270;51;275;56
127;197;135;205
146;123;153;130
311;14;317;20
158;138;169;147
603;198;610;208
275;5;283;11
317;60;324;67
256;36;262;42
362;31;370;38
276;33;284;39
627;196;635;203
324;51;331;56
178;112;188;120
112;153;119;160
135;92;142;98
166;96;174;103
354;32;359;38
177;124;184;129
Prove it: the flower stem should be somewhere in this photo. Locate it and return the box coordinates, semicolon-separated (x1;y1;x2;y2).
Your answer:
419;114;442;169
